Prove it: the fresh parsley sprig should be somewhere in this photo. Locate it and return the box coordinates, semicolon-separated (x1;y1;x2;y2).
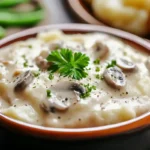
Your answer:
47;49;90;80
80;84;96;98
106;60;116;68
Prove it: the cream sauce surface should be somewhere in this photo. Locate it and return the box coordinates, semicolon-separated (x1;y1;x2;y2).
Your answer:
0;30;150;128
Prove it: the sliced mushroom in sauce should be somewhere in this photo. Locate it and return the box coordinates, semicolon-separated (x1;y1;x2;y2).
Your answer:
49;40;64;50
103;67;126;89
14;70;34;92
40;97;69;112
40;81;85;112
116;58;136;71
91;41;109;59
35;50;51;70
145;58;150;72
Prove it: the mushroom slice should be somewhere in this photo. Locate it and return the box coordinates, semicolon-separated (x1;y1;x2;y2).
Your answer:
103;67;126;88
49;40;64;50
91;41;109;59
40;97;69;112
14;71;34;92
117;58;136;71
145;58;150;72
40;81;85;112
35;51;51;70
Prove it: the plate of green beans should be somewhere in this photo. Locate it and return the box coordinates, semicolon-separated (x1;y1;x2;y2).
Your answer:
0;0;44;39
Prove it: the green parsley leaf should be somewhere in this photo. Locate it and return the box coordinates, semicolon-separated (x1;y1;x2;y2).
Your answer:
48;72;54;80
22;55;28;68
80;84;96;98
46;89;51;97
95;74;104;80
95;67;100;72
106;60;116;68
23;61;28;67
123;51;127;56
28;45;32;49
33;71;40;77
47;49;90;80
93;59;100;64
95;74;100;79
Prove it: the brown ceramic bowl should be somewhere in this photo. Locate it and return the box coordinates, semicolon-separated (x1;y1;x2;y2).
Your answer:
0;24;149;140
67;0;150;40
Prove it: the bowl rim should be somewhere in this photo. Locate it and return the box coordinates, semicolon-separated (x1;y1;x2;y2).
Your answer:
0;23;150;140
68;0;103;25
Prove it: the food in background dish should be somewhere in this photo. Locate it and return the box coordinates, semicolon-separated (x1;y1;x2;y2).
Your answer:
86;0;150;36
0;30;150;128
123;0;150;11
0;0;44;39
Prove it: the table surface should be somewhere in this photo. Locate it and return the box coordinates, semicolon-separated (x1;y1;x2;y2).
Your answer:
0;0;150;150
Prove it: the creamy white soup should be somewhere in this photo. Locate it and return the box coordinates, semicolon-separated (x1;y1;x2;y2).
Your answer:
0;30;150;128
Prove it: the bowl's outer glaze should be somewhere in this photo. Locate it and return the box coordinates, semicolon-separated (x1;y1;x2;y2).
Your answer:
68;0;103;25
0;24;150;140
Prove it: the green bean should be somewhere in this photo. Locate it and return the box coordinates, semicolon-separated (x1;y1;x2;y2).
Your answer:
0;0;29;8
0;26;6;39
0;7;44;26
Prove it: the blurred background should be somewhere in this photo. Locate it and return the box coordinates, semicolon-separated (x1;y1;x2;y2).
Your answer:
0;0;149;39
0;0;77;38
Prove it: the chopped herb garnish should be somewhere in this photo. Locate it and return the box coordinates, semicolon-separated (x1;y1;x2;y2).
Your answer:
22;54;26;59
95;74;100;79
22;55;28;68
95;67;100;72
47;49;90;80
93;59;100;64
46;89;51;97
86;68;91;70
28;45;32;48
48;72;54;80
123;51;127;56
95;74;104;80
23;61;28;67
80;84;96;98
33;71;40;77
106;60;116;68
100;75;104;80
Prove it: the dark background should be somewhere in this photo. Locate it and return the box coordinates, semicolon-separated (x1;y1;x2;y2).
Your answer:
0;0;150;149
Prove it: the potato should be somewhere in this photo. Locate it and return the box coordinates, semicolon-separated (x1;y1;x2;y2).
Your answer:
2;105;39;124
92;0;150;36
38;30;63;42
123;0;150;11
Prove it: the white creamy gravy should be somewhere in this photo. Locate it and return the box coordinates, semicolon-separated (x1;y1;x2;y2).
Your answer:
0;30;150;128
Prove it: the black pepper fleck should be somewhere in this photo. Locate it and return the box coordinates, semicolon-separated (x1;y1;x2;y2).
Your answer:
65;98;68;101
50;107;55;113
